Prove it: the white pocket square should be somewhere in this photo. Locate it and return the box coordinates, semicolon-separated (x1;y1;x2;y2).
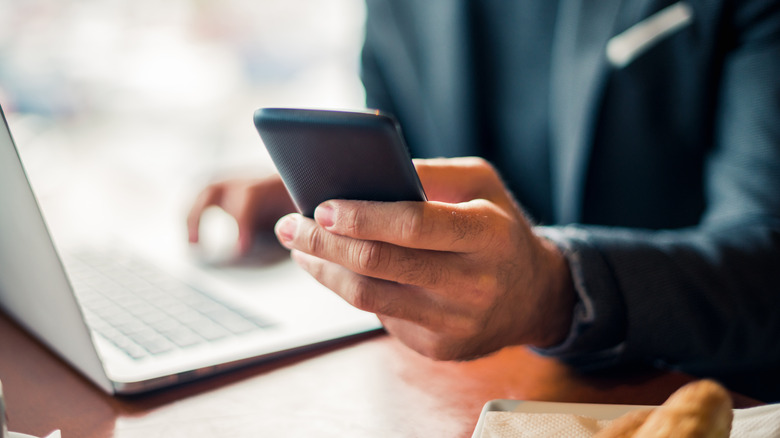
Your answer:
606;2;694;68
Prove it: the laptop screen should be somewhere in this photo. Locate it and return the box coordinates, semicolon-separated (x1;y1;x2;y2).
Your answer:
0;105;113;393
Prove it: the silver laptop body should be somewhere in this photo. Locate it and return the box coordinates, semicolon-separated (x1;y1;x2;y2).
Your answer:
0;104;381;395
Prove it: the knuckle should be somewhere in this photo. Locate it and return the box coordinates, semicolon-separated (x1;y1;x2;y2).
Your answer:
476;212;513;251
348;277;377;311
395;256;441;287
304;224;323;254
343;206;363;236
399;203;427;242
376;297;402;318
449;209;488;245
196;185;220;207
353;240;387;273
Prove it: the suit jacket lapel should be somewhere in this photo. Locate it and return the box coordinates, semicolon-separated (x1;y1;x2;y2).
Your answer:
549;0;625;223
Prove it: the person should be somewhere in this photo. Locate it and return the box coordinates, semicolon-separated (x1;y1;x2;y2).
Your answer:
188;0;780;401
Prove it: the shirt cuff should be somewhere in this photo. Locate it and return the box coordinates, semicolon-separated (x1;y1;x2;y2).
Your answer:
530;226;628;370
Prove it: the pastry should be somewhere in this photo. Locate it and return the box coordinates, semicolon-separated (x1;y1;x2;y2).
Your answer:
595;379;733;438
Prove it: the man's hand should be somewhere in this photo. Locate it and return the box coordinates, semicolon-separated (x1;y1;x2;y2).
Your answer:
187;174;296;255
274;157;576;360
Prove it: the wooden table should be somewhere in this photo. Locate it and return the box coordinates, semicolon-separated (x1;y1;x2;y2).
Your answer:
0;312;761;438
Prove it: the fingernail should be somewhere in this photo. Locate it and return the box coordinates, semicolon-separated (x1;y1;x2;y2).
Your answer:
315;203;335;228
275;215;297;244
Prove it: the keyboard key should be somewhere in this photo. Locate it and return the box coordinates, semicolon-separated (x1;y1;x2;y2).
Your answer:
160;328;203;348
190;319;230;341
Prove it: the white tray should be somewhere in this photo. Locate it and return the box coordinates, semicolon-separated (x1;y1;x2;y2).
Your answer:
471;400;650;438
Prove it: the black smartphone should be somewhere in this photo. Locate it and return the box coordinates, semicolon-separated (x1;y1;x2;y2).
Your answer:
253;108;427;217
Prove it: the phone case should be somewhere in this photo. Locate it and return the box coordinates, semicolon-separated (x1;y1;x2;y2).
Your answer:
254;108;427;217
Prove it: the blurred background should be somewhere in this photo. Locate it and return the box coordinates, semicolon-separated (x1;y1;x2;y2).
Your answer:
0;0;366;257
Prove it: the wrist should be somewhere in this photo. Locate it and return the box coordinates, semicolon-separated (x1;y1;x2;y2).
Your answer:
531;236;577;348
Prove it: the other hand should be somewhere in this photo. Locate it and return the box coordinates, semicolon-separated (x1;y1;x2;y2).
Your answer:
187;174;296;255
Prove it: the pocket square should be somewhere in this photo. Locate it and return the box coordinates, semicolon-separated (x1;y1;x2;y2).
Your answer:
606;2;694;68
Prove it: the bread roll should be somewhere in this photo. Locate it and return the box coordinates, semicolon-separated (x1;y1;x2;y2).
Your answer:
633;379;732;438
595;379;733;438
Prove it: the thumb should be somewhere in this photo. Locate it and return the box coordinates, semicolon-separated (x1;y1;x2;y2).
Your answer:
414;157;507;204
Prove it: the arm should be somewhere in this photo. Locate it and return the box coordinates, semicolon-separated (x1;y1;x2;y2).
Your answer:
280;0;780;382
536;0;780;380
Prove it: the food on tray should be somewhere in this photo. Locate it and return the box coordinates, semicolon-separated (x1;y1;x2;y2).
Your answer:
596;379;733;438
595;409;653;438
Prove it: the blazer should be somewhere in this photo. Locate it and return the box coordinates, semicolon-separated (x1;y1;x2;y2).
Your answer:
360;0;780;401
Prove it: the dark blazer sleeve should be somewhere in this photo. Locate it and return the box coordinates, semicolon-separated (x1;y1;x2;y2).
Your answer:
536;0;780;399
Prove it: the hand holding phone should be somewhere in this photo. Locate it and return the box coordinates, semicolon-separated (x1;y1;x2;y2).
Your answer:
254;108;426;217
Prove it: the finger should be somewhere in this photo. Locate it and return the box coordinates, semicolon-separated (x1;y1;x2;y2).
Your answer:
277;213;464;289
377;316;467;361
413;157;508;204
290;250;454;329
314;198;504;253
291;251;490;360
379;315;513;361
222;182;263;254
186;184;224;243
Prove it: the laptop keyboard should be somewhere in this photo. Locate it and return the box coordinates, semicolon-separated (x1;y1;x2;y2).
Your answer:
64;252;275;360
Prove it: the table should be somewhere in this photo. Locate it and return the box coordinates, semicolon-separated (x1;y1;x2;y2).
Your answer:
0;312;761;438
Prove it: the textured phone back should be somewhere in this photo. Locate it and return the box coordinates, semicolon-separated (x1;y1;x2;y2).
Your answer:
254;108;426;217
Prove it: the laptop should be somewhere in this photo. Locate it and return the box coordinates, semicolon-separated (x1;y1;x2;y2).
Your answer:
0;103;382;395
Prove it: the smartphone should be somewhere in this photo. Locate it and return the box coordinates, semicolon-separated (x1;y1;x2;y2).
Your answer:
254;108;427;217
